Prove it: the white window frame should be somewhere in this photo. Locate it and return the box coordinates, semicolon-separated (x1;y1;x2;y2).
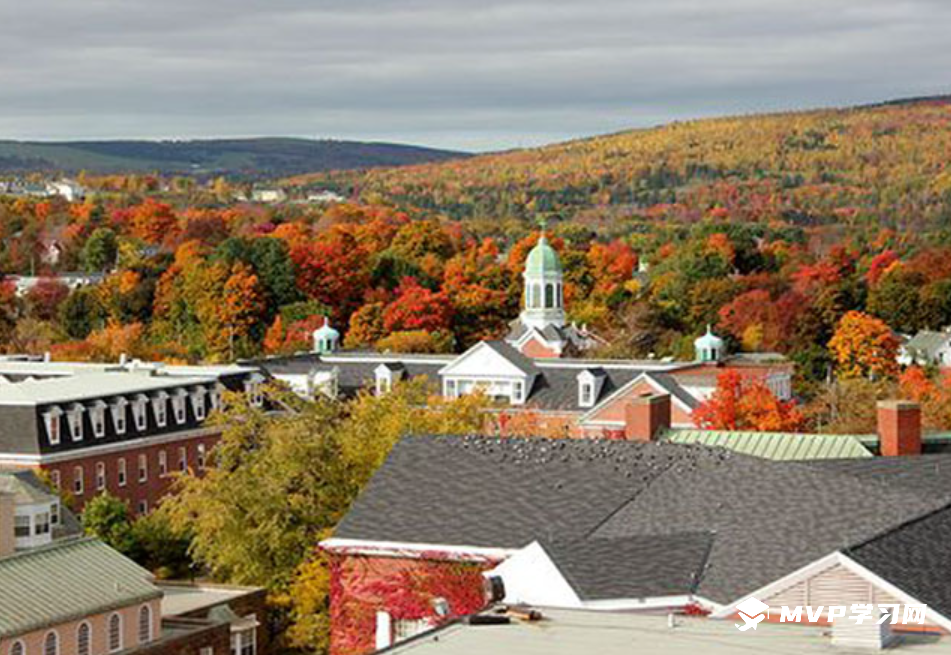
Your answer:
111;398;128;435
96;462;106;491
90;401;107;438
152;392;168;428
197;443;207;470
73;466;84;496
192;387;207;421
118;458;127;487
44;407;63;445
172;390;187;424
43;631;59;655
67;404;84;442
138;605;153;644
158;450;168;477
133;395;148;431
10;640;25;655
77;622;91;655
50;469;60;490
178;446;188;473
108;613;122;653
138;453;148;483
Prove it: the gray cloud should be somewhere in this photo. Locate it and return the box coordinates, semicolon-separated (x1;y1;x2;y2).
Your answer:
0;0;949;151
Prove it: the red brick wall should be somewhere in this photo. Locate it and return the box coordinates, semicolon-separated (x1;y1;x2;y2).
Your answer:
328;552;493;655
41;432;221;515
583;380;693;427
877;401;921;457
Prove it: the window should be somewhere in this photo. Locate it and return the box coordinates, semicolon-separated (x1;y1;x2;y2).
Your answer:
91;403;106;438
178;446;188;472
197;443;206;470
44;409;63;445
34;512;50;536
132;396;148;430
231;626;256;655
153;393;168;427
14;515;30;538
77;623;91;655
158;450;168;476
108;614;122;652
50;501;59;526
172;391;187;424
199;648;214;655
67;405;84;441
192;389;207;420
210;386;223;411
445;379;457;398
9;641;24;655
73;466;84;496
138;605;152;643
96;462;106;491
50;469;60;490
545;283;554;308
138;454;148;483
532;283;542;309
111;399;128;435
513;381;524;404
580;383;593;407
245;381;264;408
118;458;127;487
138;500;148;515
43;632;58;655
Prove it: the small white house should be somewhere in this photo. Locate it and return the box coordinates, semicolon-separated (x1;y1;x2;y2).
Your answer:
898;329;951;367
251;188;288;204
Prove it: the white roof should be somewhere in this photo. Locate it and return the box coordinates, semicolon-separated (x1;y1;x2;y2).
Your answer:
0;372;215;406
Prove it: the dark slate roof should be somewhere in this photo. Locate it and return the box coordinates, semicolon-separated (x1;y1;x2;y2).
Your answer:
482;341;539;377
847;505;951;621
541;532;713;600
524;366;642;412
335;436;951;606
644;372;701;410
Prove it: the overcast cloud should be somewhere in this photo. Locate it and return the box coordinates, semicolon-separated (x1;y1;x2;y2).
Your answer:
0;0;949;151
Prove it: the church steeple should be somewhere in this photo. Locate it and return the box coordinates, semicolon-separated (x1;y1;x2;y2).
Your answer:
520;223;565;331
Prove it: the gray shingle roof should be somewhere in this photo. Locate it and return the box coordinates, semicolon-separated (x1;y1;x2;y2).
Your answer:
847;505;951;622
541;532;713;600
335;436;951;607
903;330;951;360
0;538;160;638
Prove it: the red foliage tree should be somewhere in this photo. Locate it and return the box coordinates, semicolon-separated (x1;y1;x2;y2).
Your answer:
693;370;805;432
382;277;453;334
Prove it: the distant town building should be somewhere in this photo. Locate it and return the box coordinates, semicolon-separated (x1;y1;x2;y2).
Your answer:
250;188;287;203
306;189;346;204
255;236;792;435
45;179;87;202
6;273;104;297
898;328;951;367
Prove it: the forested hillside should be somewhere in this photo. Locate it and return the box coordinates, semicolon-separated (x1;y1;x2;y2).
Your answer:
296;98;951;231
0;138;465;176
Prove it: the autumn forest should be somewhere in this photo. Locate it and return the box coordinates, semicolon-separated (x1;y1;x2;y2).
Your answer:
6;98;951;432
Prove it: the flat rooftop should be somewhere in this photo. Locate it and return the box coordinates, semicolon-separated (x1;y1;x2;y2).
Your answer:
386;609;951;655
158;583;255;617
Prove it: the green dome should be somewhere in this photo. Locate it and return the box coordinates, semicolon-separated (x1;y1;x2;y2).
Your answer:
524;236;562;276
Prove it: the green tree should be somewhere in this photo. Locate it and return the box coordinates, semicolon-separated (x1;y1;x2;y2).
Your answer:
58;286;107;339
81;228;118;273
82;492;136;554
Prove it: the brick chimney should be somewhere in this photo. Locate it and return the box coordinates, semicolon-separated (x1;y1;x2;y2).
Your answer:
877;400;921;457
0;492;15;559
624;393;672;442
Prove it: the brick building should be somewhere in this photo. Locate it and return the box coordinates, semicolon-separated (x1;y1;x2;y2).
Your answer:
0;357;263;514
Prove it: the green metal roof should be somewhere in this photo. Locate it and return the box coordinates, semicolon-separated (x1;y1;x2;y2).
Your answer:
0;538;160;638
664;429;873;461
524;236;562;277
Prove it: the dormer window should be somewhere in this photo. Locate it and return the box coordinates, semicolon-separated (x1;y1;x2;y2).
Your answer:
577;369;605;409
67;404;85;441
91;401;107;438
44;408;64;445
191;387;207;421
111;398;128;435
512;380;525;405
152;392;168;428
132;395;148;431
171;390;187;424
244;375;265;408
375;364;402;396
210;384;224;412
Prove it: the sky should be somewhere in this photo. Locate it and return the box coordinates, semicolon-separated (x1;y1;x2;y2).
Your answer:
1;0;950;152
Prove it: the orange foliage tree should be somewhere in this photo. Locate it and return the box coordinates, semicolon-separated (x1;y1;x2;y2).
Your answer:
693;370;805;432
828;311;899;380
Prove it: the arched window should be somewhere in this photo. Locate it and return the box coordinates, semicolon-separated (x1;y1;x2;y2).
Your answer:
10;641;24;655
545;283;554;308
108;613;122;652
138;605;152;643
533;284;542;308
77;622;91;655
43;632;58;655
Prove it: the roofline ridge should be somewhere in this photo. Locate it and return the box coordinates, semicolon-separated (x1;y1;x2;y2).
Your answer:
843;499;951;554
